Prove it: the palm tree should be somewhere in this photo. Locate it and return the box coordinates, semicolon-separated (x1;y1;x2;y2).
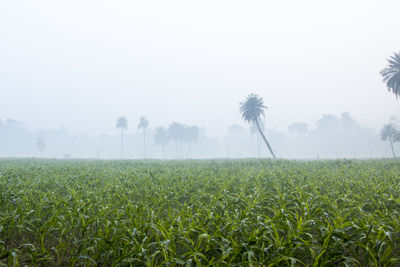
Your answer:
138;116;149;158
182;125;199;158
380;123;399;158
154;126;169;158
168;122;185;157
116;116;128;158
240;94;276;158
380;51;400;99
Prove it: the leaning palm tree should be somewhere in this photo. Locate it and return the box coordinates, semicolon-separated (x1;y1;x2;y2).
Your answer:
380;51;400;99
116;116;128;158
380;123;399;158
138;116;149;158
240;94;276;158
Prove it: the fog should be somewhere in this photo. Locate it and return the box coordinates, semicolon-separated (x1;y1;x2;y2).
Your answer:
0;113;398;159
1;0;399;159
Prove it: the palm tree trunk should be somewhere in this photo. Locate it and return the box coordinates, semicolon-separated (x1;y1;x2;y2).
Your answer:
255;119;276;158
389;137;396;158
257;131;260;158
120;128;124;158
143;129;146;158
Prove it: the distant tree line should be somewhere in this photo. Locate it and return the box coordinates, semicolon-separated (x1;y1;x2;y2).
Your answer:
115;117;199;159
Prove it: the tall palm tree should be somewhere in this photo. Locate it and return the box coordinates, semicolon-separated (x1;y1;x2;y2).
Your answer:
240;94;276;158
116;116;128;158
380;51;400;99
380;123;399;158
138;116;149;158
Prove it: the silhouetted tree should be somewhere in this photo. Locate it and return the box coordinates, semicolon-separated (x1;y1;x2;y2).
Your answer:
138;116;149;158
288;122;309;134
316;114;341;131
390;116;399;124
36;137;46;157
227;124;244;135
380;123;399;158
380;51;400;99
116;116;128;158
240;94;276;158
154;126;169;157
340;112;357;131
168;122;185;157
183;126;199;157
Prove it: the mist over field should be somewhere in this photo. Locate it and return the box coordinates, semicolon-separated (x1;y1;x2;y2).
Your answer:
1;0;399;159
2;2;400;265
0;113;397;159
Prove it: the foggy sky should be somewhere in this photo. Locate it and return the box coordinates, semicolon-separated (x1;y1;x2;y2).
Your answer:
1;0;399;137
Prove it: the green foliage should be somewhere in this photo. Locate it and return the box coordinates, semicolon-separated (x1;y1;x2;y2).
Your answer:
0;159;399;266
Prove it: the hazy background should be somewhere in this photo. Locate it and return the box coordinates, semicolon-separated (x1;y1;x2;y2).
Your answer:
1;0;399;158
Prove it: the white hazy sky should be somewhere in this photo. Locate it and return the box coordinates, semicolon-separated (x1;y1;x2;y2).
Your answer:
0;0;399;137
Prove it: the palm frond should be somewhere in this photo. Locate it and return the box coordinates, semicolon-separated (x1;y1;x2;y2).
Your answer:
116;116;128;130
380;51;400;98
239;94;267;123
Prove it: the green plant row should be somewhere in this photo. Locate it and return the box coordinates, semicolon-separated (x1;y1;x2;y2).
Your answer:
0;159;399;266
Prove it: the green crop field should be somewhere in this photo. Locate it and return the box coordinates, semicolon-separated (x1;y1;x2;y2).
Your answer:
0;159;399;266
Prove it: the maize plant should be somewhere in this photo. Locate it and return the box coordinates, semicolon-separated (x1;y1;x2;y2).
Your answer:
0;159;399;266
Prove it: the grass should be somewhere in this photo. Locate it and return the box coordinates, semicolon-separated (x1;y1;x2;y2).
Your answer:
0;159;399;266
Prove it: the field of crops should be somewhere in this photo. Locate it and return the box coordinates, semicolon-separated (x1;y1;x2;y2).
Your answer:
0;159;399;266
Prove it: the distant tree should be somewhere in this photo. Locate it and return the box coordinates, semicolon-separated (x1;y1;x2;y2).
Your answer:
138;116;149;158
154;126;169;157
380;51;400;99
182;126;199;143
227;124;244;135
380;123;399;158
6;119;18;125
288;122;309;134
168;122;185;157
116;116;128;158
240;94;276;158
183;126;199;157
340;112;357;131
316;114;340;131
36;137;46;157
